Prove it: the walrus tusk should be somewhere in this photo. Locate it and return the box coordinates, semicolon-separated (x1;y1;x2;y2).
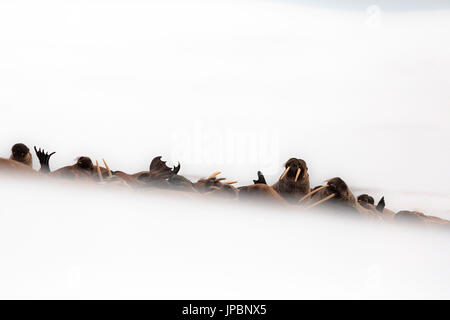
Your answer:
298;185;328;203
208;171;221;179
294;168;301;182
280;167;290;180
224;181;238;185
95;160;103;182
102;158;113;178
305;193;336;210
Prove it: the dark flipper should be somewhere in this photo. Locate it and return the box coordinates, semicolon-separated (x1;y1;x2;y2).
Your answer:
149;156;180;180
376;196;385;213
253;171;267;185
34;146;55;174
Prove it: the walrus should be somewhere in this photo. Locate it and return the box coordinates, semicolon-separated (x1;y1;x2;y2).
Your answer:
0;143;47;177
193;171;239;199
49;156;109;181
357;194;387;216
299;177;359;214
357;194;375;208
0;143;34;174
353;194;394;219
271;158;311;203
394;210;449;227
237;158;309;204
301;179;393;221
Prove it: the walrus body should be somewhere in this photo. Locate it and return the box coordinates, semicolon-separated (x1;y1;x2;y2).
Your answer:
238;184;287;204
50;156;105;182
0;158;38;176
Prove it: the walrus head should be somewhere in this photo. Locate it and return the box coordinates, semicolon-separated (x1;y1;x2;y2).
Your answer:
280;158;308;183
325;177;356;205
272;158;310;202
76;156;94;170
303;177;357;211
10;143;32;167
357;194;375;209
193;171;238;199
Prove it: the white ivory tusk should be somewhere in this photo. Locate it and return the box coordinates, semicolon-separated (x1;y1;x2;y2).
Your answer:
95;160;103;183
294;168;301;182
298;185;328;203
208;171;221;179
102;158;113;178
305;193;336;210
280;167;290;180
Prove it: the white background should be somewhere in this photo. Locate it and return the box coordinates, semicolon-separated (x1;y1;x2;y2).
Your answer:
0;0;450;299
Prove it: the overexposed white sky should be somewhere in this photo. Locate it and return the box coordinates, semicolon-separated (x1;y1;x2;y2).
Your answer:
1;1;450;299
1;0;449;211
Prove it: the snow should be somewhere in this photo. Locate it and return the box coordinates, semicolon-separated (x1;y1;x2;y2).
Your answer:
0;176;449;299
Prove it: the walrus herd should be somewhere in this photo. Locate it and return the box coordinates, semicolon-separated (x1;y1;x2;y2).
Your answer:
1;142;448;229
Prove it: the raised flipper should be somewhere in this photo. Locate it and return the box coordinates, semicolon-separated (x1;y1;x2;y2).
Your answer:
146;156;181;181
253;171;267;185
34;146;55;173
376;196;385;213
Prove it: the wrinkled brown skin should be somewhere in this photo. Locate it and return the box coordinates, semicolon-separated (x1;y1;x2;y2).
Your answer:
0;158;39;177
238;184;288;205
272;158;310;203
113;171;149;187
167;175;197;192
395;210;449;228
10;152;32;167
49;157;108;182
355;202;395;220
